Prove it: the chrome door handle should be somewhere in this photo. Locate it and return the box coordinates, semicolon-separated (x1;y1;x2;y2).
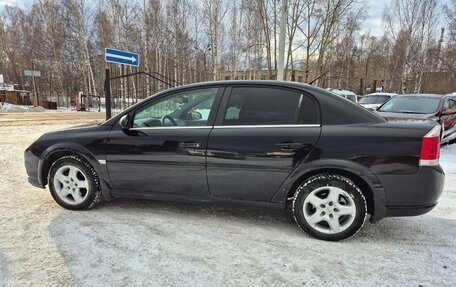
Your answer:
179;142;202;148
276;142;304;151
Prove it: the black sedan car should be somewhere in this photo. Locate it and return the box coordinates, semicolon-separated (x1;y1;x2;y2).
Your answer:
25;81;444;241
376;94;456;144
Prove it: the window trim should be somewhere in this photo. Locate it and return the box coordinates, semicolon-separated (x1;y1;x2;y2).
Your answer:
213;124;320;129
129;124;321;131
130;126;213;130
213;85;321;127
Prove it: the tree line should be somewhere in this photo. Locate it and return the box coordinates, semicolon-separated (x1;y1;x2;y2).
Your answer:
0;0;455;106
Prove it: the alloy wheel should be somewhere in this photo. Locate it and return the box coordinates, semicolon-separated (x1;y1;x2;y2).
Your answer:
303;186;357;234
52;165;90;205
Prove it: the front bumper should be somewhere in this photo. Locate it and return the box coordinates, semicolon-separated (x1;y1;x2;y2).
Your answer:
378;165;445;217
24;149;44;189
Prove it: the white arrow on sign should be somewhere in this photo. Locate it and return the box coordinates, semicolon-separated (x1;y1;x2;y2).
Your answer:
106;53;137;62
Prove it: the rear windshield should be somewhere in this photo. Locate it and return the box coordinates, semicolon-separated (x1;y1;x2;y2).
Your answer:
378;97;440;114
359;95;391;104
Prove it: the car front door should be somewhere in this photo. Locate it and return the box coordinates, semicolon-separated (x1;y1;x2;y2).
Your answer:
106;87;223;196
206;86;321;202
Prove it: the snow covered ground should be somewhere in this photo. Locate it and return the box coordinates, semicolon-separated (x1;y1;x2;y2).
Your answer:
0;119;455;286
441;144;456;190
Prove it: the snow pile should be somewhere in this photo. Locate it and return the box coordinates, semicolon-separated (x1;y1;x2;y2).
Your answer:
0;103;26;112
29;106;46;112
440;144;456;190
0;103;46;113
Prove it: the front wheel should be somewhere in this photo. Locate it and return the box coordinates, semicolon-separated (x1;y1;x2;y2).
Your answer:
292;174;367;241
49;155;102;210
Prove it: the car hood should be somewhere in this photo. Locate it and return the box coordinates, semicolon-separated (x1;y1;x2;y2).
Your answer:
375;111;437;122
39;124;109;140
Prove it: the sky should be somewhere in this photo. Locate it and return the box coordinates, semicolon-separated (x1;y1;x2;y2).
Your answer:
0;0;449;38
361;0;392;37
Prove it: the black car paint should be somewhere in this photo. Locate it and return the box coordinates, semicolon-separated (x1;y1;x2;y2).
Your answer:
24;81;444;223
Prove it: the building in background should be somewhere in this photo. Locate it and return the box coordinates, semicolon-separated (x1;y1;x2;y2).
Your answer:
0;88;33;105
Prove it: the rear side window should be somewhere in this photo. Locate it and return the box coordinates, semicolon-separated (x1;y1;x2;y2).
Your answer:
222;87;318;126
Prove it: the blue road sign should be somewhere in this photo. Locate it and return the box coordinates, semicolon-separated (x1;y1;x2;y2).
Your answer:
105;48;140;67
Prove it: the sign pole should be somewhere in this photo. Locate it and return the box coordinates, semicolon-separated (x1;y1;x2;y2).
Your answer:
32;61;37;106
277;0;287;81
105;68;112;120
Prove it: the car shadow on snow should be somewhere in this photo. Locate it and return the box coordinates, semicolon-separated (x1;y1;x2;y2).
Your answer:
46;199;456;285
0;252;9;286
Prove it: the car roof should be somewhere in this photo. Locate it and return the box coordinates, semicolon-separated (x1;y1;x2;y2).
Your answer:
326;88;356;96
365;93;397;96
149;80;336;98
394;94;446;98
170;80;311;88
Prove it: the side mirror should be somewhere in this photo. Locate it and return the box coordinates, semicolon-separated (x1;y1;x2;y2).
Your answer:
119;114;132;130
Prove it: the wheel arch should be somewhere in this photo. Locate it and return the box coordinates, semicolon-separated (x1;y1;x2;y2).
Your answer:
272;159;387;222
38;143;112;200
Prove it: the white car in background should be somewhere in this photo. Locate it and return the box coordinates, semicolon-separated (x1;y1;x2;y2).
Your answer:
326;88;357;103
359;93;398;110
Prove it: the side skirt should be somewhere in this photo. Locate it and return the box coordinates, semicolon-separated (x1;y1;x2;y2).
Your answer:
110;189;287;212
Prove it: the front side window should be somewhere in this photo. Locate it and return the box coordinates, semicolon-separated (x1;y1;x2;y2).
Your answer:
222;87;318;126
133;88;217;128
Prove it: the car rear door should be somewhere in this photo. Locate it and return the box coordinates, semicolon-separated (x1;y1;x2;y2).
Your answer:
206;85;321;202
105;86;223;196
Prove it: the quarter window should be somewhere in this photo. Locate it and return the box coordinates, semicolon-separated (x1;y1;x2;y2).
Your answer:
222;87;318;126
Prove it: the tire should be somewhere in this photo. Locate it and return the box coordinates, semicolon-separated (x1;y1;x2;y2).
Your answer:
48;155;102;210
292;174;367;241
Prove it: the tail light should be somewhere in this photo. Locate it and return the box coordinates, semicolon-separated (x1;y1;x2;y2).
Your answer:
419;125;441;166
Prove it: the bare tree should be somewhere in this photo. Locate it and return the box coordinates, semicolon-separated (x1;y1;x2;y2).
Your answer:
384;0;440;93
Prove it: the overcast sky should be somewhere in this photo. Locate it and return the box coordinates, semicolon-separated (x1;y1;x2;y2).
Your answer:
0;0;449;38
361;0;392;37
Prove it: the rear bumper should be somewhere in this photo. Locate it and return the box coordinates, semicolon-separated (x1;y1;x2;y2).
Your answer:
379;165;444;217
24;149;45;189
386;203;437;217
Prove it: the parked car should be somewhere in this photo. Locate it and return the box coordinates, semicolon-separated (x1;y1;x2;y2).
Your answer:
359;92;397;110
327;88;357;103
376;94;456;144
25;81;444;241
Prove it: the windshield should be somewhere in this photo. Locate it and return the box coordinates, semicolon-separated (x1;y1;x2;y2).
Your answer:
378;97;440;114
359;95;391;105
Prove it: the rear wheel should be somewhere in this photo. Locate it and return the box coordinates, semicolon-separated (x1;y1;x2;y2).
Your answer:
49;155;102;210
292;174;367;241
